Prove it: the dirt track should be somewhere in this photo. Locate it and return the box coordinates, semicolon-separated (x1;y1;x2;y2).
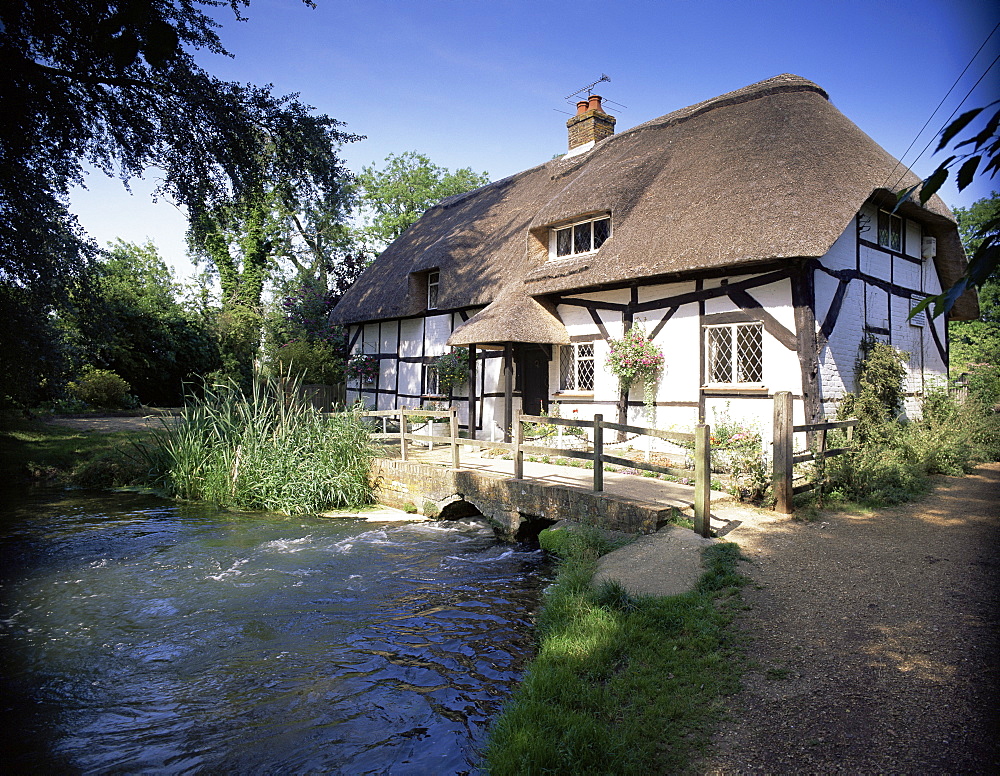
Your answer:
700;464;1000;774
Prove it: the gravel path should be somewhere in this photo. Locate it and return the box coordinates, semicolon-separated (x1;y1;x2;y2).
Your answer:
699;463;1000;774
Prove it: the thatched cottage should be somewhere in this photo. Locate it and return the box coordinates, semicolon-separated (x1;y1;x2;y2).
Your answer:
331;74;976;441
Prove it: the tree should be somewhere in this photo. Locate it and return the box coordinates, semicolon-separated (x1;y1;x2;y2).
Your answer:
355;151;490;249
0;0;354;403
948;193;1000;371
69;240;221;405
901;101;999;318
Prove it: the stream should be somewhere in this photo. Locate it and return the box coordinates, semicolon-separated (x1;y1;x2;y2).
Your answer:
0;488;550;774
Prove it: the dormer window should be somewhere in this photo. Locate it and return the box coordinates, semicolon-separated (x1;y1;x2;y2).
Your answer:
427;270;440;309
550;215;611;259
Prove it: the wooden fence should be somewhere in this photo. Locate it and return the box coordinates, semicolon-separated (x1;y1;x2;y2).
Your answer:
359;408;713;537
771;390;858;514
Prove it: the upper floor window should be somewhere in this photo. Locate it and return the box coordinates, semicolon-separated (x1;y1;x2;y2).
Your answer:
705;322;763;385
427;270;440;309
877;210;902;252
550;215;611;259
559;343;595;391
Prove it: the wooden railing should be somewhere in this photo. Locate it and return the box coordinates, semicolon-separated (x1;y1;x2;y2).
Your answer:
359;408;713;537
772;391;858;514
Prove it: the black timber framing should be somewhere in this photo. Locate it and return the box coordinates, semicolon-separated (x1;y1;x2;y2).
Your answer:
790;262;822;425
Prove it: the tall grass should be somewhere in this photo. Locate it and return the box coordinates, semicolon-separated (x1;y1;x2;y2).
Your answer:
145;375;376;513
484;527;746;774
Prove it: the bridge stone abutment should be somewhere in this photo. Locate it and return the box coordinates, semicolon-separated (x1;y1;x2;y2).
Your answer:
371;459;672;541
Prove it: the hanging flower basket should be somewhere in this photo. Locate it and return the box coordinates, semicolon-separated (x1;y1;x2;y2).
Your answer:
346;353;379;383
606;325;664;413
434;347;469;393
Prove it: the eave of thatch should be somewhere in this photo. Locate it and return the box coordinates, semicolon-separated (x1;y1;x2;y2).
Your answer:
331;73;977;326
446;293;569;346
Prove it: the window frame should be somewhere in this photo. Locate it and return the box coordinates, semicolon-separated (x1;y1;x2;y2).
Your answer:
558;342;596;393
427;269;440;310
877;210;903;253
423;363;442;397
549;215;612;260
704;321;764;386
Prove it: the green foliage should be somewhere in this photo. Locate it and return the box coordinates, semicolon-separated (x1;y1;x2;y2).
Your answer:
2;2;354;410
69;240;221;405
949;193;1000;371
66;367;133;410
839;338;907;438
0;282;76;408
485;537;746;775
818;347;1000;507
142;374;377;514
433;347;469;393
900;105;998;318
275;339;343;385
355;151;490;248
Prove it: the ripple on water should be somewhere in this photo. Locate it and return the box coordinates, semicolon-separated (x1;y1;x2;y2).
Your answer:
0;489;550;774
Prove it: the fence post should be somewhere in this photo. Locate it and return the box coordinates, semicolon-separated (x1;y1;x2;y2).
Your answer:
399;408;408;462
514;413;524;480
593;414;604;492
694;423;711;537
450;408;460;471
773;391;793;514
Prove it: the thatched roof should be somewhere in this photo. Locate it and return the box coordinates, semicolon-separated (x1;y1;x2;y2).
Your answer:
332;74;976;331
447;292;570;346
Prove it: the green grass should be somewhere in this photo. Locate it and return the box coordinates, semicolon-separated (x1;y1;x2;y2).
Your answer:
483;527;747;775
0;417;151;486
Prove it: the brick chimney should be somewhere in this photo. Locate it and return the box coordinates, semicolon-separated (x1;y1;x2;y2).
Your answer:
565;94;616;157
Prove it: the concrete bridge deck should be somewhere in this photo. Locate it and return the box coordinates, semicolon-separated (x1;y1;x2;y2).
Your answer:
372;446;733;540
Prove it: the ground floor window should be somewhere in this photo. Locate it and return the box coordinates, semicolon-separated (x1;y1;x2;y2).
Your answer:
423;364;440;395
705;322;763;384
559;343;595;391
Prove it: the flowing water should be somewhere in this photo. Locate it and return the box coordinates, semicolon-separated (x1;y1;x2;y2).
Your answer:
0;488;550;774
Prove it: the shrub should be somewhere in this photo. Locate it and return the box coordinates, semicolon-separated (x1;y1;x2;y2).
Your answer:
820;343;1000;507
66;367;133;409
275;338;343;385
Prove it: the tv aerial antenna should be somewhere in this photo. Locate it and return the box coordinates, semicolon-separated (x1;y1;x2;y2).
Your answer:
555;74;627;115
565;73;611;101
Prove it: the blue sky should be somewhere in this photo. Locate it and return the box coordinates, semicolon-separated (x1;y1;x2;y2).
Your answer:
70;0;1000;279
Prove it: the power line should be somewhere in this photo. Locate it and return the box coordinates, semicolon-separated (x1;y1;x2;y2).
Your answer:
881;21;1000;193
890;51;1000;194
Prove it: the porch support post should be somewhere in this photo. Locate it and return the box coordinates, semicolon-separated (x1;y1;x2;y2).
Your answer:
468;345;477;440
503;343;513;443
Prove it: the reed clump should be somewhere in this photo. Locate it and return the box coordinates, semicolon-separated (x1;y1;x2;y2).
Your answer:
146;376;376;514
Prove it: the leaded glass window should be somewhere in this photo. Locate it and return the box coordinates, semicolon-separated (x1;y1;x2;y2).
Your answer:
560;343;595;391
706;323;763;385
551;215;612;259
877;211;902;252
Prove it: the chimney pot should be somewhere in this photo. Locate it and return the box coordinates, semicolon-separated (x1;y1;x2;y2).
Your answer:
566;94;616;154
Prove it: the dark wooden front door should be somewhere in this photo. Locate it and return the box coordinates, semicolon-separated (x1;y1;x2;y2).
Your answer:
518;345;550;416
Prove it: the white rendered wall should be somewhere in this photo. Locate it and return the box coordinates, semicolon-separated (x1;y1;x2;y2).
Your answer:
817;207;949;419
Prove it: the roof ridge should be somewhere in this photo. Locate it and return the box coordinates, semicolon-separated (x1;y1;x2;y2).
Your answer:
614;73;827;141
